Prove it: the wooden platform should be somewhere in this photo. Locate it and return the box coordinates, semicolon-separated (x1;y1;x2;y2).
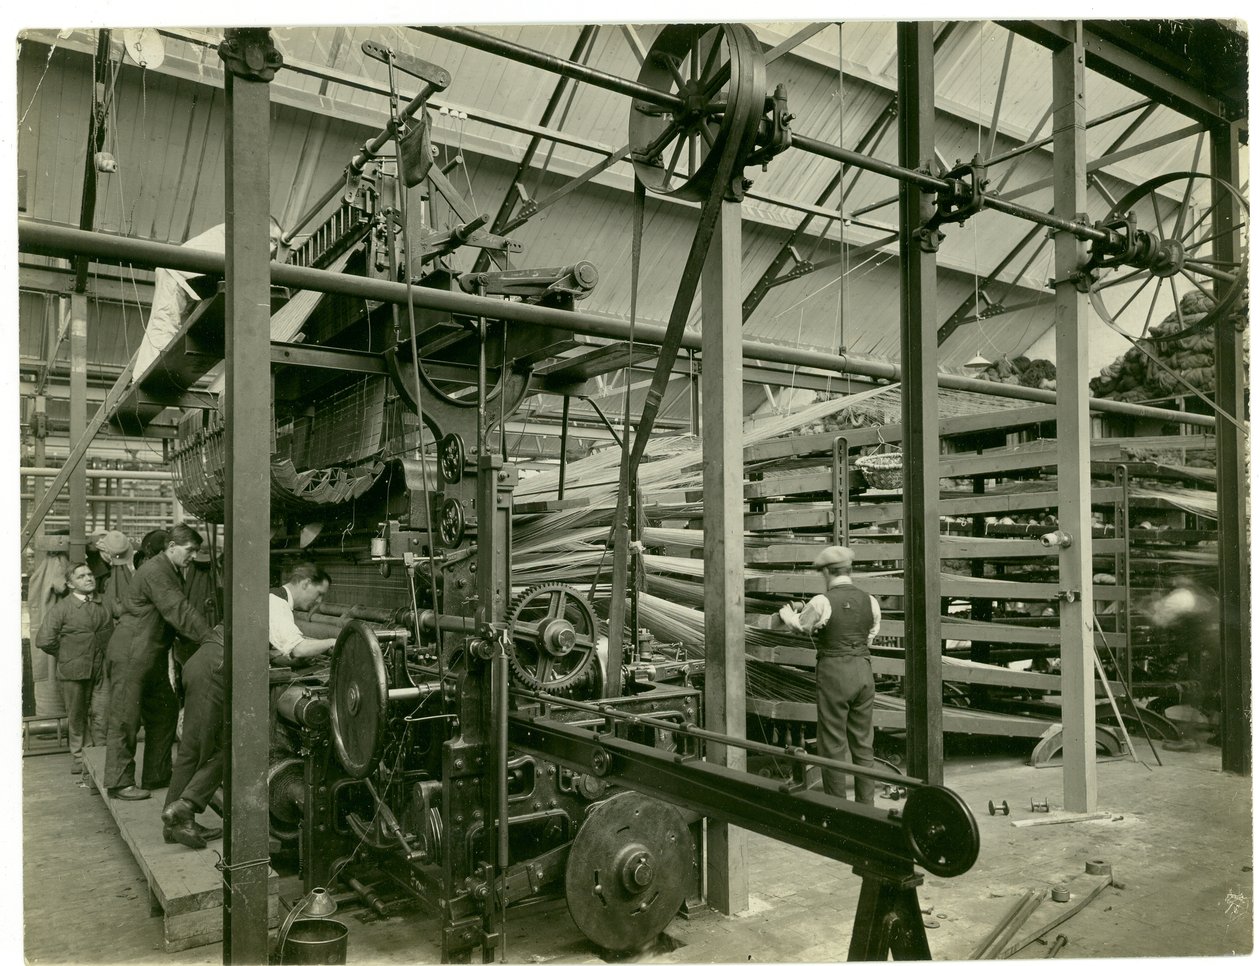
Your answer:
81;745;280;951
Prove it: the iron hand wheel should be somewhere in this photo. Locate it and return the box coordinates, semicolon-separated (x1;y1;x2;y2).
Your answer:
899;783;980;877
565;792;696;954
329;620;389;779
438;431;465;484
438;497;465;548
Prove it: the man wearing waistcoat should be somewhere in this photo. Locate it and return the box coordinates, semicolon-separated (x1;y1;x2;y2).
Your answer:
779;545;880;805
269;559;338;665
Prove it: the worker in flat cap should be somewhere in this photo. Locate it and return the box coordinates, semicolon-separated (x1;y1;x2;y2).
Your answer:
779;545;880;805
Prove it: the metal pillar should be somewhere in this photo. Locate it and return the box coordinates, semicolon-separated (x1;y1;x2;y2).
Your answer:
896;22;943;786
68;294;88;563
1051;22;1097;813
701;196;748;914
1210;120;1250;776
219;27;279;965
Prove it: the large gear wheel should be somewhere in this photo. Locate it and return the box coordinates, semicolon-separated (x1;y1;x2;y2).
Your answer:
505;583;599;692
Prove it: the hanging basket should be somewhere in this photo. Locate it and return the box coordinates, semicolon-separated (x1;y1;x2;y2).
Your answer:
855;451;904;490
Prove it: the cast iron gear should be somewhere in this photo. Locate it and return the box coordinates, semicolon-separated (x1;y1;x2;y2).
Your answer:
505;583;599;692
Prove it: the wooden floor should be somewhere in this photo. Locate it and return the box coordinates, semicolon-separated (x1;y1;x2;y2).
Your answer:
19;734;1254;963
78;746;278;952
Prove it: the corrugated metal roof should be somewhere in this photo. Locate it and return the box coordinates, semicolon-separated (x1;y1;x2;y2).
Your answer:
14;20;1240;395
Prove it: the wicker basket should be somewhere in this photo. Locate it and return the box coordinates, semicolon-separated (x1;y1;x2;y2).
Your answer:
855;451;904;489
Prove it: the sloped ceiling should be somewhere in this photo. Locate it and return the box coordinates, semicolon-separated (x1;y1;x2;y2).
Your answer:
14;21;1243;422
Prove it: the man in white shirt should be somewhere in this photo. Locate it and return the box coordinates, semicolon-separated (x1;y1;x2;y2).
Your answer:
269;560;338;664
779;545;880;805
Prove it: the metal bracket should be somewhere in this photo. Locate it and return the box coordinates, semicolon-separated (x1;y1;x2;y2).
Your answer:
361;41;451;92
217;28;283;82
747;83;794;169
917;153;988;249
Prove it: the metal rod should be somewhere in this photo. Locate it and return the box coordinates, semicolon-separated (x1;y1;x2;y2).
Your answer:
985;98;1152;167
21;466;174;480
18;221;1217;429
557;394;570;499
524;689;927;787
418;26;683;111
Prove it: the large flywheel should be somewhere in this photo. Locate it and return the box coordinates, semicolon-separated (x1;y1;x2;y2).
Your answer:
628;24;767;201
329;619;389;778
565;792;696;954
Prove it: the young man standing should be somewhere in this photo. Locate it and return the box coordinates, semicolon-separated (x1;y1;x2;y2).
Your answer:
104;524;213;801
36;562;112;776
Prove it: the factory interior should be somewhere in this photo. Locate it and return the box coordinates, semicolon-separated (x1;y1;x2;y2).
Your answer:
9;16;1253;965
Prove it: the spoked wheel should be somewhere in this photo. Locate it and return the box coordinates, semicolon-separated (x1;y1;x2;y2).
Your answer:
628;24;765;201
1087;172;1248;339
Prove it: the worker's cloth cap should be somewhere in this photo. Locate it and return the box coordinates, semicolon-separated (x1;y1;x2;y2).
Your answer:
813;545;854;569
96;530;134;563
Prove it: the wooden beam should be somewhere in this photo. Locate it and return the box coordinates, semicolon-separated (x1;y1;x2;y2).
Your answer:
1051;23;1097;813
220;30;275;962
1211;120;1250;776
701;198;748;914
68;294;88;563
745;403;1060;462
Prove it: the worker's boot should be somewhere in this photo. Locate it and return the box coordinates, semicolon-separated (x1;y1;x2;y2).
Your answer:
163;822;208;850
161;798;197;827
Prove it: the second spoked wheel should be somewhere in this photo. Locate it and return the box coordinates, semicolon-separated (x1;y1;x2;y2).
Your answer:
1087;172;1248;338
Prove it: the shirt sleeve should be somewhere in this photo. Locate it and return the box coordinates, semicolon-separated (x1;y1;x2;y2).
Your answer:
868;595;882;643
269;594;305;658
793;594;832;633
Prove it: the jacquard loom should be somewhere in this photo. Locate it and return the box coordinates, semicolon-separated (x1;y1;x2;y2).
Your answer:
46;27;985;963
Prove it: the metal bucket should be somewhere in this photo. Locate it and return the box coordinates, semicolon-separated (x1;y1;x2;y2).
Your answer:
279;918;348;965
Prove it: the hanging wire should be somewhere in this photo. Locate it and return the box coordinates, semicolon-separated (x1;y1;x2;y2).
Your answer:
17;34;59;129
768;249;887;321
827;22;848;397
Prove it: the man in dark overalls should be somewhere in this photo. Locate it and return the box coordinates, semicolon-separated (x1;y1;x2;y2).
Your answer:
779;546;880;804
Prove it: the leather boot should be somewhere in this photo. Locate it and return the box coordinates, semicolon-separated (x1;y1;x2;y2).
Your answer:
163;822;207;850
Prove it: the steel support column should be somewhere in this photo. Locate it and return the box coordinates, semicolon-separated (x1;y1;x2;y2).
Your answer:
68;294;88;563
1051;23;1097;813
701;197;748;914
219;27;278;965
897;22;943;785
1210;120;1250;776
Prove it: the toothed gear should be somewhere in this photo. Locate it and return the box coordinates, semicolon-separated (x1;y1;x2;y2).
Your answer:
506;583;599;692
